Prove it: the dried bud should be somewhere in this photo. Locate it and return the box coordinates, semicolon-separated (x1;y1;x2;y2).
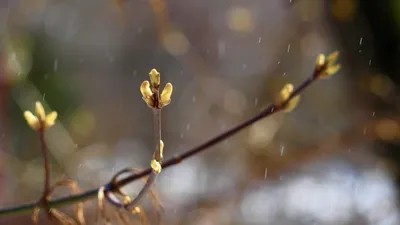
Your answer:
159;83;173;107
149;69;160;88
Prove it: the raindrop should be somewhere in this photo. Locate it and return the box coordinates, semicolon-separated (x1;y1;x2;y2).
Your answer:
53;59;58;71
277;61;281;65
372;111;375;117
282;72;287;76
363;127;367;134
186;124;191;131
280;144;285;156
359;37;363;45
180;133;184;139
287;44;291;53
192;96;196;103
242;64;247;69
258;37;261;43
369;59;372;66
254;98;259;106
358;50;362;53
43;94;46;100
264;168;268;179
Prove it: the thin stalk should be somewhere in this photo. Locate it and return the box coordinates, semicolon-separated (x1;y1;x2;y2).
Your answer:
0;73;317;217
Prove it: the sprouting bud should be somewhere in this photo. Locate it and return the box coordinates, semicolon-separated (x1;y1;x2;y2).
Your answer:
24;101;58;131
159;140;164;160
140;80;153;98
315;51;341;79
132;207;141;214
123;196;132;206
44;112;58;129
24;111;40;130
327;51;339;65
316;53;325;67
150;159;162;174
35;101;46;120
282;96;300;112
149;69;160;88
276;83;301;113
159;83;173;107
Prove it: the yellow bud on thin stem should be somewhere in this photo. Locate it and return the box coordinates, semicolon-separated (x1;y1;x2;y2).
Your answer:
159;140;164;159
316;54;325;67
35;101;46;120
160;83;173;107
150;159;162;174
24;111;40;130
140;81;153;98
149;69;160;88
45;111;58;128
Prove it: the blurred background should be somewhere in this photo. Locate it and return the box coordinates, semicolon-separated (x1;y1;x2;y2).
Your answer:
0;0;400;224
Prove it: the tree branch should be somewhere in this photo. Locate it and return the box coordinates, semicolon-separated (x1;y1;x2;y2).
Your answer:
0;53;340;217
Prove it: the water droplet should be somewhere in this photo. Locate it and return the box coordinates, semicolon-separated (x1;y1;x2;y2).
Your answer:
359;37;363;45
53;59;58;71
180;133;184;138
192;96;196;103
287;44;291;53
264;168;268;179
254;98;259;106
372;111;375;117
186;124;191;131
280;144;285;156
369;59;372;66
277;61;281;65
282;72;287;76
258;37;261;43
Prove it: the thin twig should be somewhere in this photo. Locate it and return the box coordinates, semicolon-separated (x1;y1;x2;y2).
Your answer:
0;71;320;217
38;126;53;219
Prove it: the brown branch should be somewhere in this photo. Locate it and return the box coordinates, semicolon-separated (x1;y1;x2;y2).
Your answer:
0;54;336;216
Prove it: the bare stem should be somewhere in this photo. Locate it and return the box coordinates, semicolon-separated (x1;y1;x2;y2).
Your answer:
0;72;318;217
125;108;162;209
39;127;51;197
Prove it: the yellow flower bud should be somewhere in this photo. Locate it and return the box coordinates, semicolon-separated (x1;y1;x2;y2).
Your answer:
160;83;173;107
316;54;325;67
149;69;160;88
123;196;132;206
24;111;40;130
140;80;153;98
315;51;341;79
45;111;58;129
35;101;46;120
159;140;164;159
282;96;300;112
150;159;162;174
327;51;339;65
